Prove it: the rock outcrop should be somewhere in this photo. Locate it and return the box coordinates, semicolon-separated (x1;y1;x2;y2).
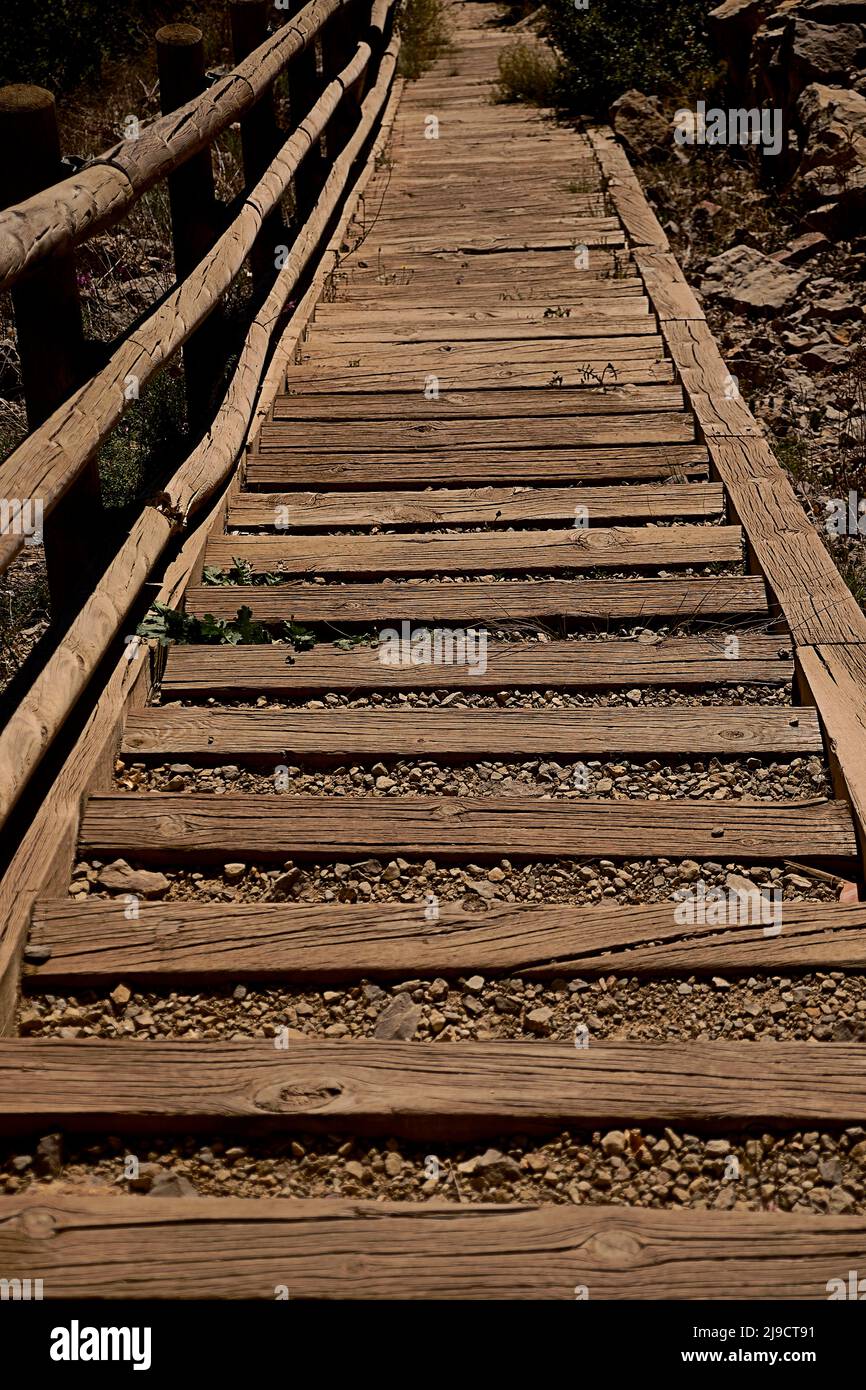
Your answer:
709;0;866;235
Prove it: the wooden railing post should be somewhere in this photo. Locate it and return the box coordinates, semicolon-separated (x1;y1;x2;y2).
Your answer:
288;0;327;225
0;85;102;613
229;0;283;282
321;0;367;162
156;25;222;426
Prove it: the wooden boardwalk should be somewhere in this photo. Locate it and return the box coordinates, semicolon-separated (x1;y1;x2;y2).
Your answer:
3;0;866;1300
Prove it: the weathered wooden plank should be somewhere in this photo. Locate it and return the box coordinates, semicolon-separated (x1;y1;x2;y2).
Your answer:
160;635;791;696
271;386;682;421
285;356;675;390
4;1194;864;1299
205;525;743;576
585;126;669;249
227;483;723;528
292;343;670;388
313;299;652;324
336;274;639;302
244;445;710;489
78;793;857;863
255;415;696;453
1;1041;865;1135
368;230;627;253
27;898;866;985
184;576;769;623
663;319;760;437
710;438;866;646
798;644;866;862
122;705;819;759
303;315;657;343
634;248;705;322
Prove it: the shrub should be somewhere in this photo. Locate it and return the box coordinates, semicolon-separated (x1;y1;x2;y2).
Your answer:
397;0;453;81
544;0;719;116
493;42;558;106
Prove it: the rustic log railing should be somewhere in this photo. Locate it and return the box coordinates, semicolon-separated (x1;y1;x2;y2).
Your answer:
0;0;400;829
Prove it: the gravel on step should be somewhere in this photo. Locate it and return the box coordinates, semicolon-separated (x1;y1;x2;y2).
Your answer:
3;1126;866;1214
115;754;830;801
64;856;838;908
173;685;792;710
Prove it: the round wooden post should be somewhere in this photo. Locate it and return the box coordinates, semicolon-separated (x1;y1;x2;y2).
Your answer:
321;0;366;163
229;0;283;282
0;85;101;612
156;25;222;426
288;0;327;225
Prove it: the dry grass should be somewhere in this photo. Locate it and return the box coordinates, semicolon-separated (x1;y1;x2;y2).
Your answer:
493;40;558;106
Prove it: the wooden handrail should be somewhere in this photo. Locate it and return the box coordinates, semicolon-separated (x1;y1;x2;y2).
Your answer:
0;0;400;827
0;0;394;577
0;0;345;291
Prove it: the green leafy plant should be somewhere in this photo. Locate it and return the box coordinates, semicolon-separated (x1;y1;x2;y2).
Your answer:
137;603;273;646
202;558;282;586
544;0;719;116
284;621;317;652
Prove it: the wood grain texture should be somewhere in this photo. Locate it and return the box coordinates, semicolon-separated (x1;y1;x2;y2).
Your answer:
257;413;696;454
3;1194;864;1299
634;248;705;322
270;385;683;420
302;316;656;344
284;353;674;391
798;644;866;862
0;24;389;575
122;705;820;758
1;1040;865;1135
227;482;723;528
28;898;866;985
710;438;866;646
245;444;710;489
585;126;669;249
78;793;857;863
0;0;344;288
206;525;743;576
662;319;760;438
184;576;770;623
160;635;791;695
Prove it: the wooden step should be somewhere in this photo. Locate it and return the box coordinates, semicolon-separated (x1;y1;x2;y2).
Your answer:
367;230;628;254
337;283;645;308
244;445;710;489
4;1195;863;1299
256;414;696;453
227;483;724;530
184;576;770;623
2;1040;865;1134
302;316;657;344
159;635;792;696
78;793;856;864
284;354;674;391
122;706;820;760
270;386;683;421
312;299;654;323
28;899;866;986
204;525;743;578
296;342;668;378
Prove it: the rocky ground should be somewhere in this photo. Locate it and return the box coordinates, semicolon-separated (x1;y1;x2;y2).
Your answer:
20;964;865;1045
58;852;838;908
605;8;866;602
115;753;829;800
176;684;792;710
4;1125;866;1214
